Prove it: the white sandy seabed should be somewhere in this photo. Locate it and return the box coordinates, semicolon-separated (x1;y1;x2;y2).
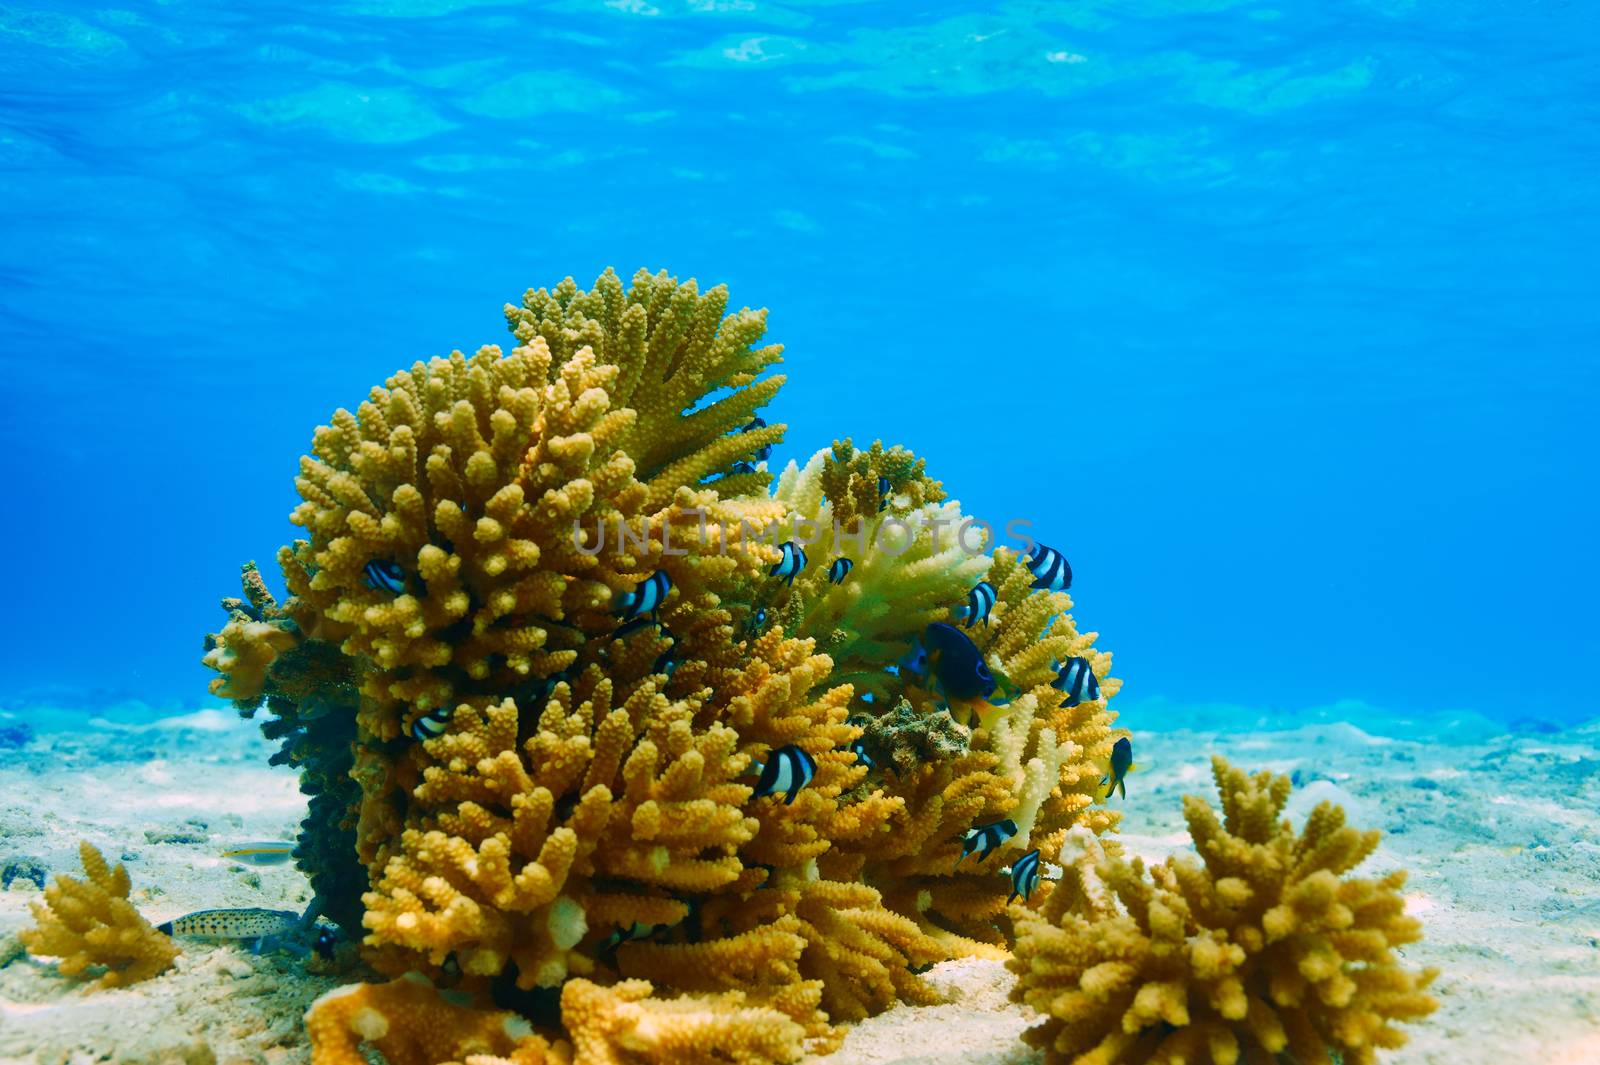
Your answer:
1;701;1597;1065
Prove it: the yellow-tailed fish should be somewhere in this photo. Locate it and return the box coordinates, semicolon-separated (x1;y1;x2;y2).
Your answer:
220;841;295;866
964;698;1009;733
1101;736;1134;800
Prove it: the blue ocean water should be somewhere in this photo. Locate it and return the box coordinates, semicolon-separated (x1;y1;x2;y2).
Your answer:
0;1;1594;725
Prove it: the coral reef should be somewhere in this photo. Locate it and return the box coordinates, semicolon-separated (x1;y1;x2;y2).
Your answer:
1009;759;1438;1065
562;978;814;1065
305;972;569;1064
20;841;178;990
772;443;1125;955
202;267;1137;1061
205;562;366;932
282;269;785;732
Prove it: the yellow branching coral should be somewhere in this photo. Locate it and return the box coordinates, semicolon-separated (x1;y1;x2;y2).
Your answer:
279;270;794;954
283;267;791;732
812;438;945;532
305;972;569;1065
771;452;1126;955
562;978;811;1065
772;446;981;688
360;679;748;987
630;876;945;1030
203;562;357;712
206;266;1156;1064
362;619;904;1004
1009;761;1438;1065
20;841;178;990
204;614;297;701
506;268;788;505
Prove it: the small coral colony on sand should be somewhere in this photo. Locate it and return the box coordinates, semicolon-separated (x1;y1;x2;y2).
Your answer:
21;268;1439;1064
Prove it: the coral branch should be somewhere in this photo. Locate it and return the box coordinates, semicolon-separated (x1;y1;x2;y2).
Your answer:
20;841;177;990
1009;762;1437;1065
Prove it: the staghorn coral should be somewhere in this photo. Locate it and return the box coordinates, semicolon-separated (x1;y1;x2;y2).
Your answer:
270;271;933;1031
305;972;569;1064
1009;760;1438;1065
20;842;178;990
204;267;1153;1063
281;336;782;734
561;977;812;1065
362;621;926;1032
771;444;978;692
773;450;1126;955
505;268;788;505
773;449;1122;838
203;561;356;714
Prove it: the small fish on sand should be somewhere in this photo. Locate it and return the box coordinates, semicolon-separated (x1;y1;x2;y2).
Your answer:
1008;848;1042;904
157;908;300;942
956;818;1017;868
750;744;817;805
1102;736;1134;800
220;841;294;867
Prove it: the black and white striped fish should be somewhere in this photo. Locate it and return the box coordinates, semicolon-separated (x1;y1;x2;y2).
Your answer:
600;921;671;953
1050;656;1101;706
1024;542;1072;592
616;569;672;623
653;632;683;679
876;475;892;512
849;738;874;768
955;581;996;628
956;818;1017;868
157;908;300;942
770;541;807;585
409;707;450;742
742;417;774;461
362;559;406;595
828;558;853;584
1008;848;1042;904
750;744;817;805
312;925;342;960
611;615;660;641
